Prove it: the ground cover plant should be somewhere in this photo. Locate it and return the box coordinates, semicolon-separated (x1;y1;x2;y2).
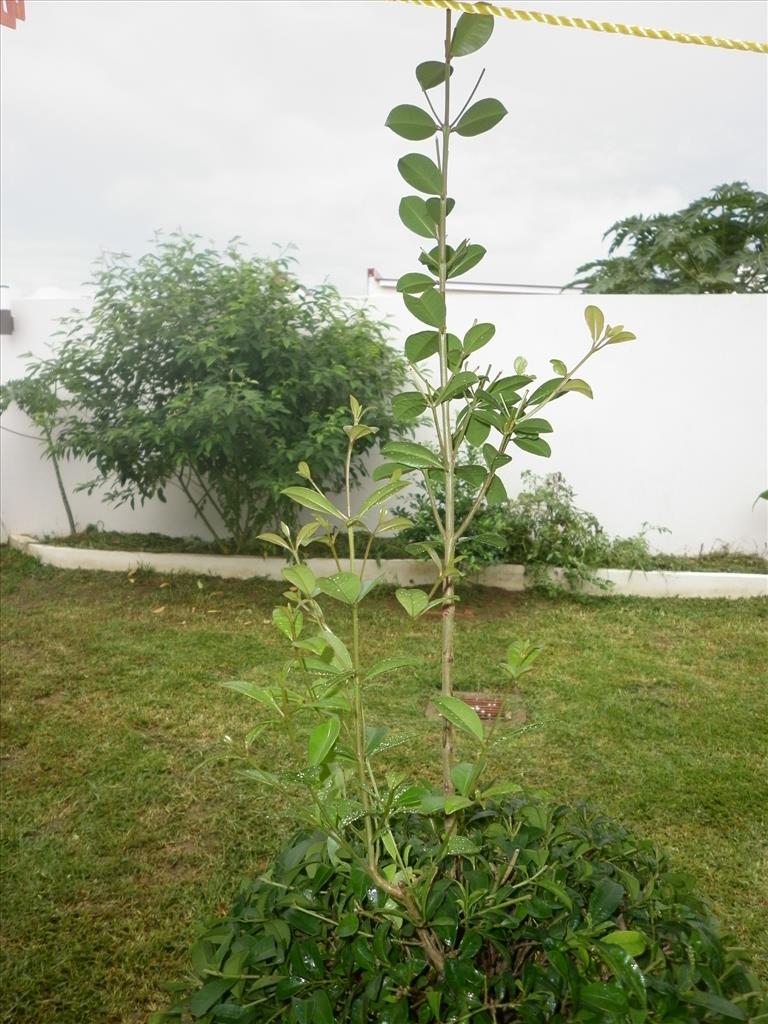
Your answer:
1;546;767;1023
143;10;764;1022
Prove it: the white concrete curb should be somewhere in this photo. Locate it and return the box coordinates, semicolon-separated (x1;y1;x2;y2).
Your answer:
8;534;767;600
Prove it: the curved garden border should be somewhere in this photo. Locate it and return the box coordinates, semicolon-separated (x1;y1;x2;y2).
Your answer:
9;533;766;599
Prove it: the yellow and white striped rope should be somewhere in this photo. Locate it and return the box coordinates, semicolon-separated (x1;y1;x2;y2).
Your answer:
394;0;768;54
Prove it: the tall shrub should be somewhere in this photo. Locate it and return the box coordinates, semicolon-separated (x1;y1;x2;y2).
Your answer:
38;236;405;550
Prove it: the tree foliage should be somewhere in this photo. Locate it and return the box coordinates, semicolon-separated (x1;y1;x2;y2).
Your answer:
569;182;768;294
40;235;405;550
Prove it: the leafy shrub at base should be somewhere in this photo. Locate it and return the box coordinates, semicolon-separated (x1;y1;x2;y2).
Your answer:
155;794;765;1023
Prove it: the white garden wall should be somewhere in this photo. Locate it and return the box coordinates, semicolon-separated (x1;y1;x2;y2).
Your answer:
1;288;766;555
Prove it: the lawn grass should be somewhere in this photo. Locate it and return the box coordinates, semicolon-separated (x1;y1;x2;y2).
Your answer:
1;545;766;1022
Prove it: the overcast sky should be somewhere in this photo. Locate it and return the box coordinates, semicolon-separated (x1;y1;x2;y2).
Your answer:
1;0;766;298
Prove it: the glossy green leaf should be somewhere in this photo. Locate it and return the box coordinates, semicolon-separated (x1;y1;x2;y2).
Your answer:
403;287;446;328
513;435;552;458
535;877;573;910
316;572;361;605
357;479;408;516
463;322;495;355
308;717;340;767
399;196;437;239
528;377;563;404
395;588;430;618
436;371;478;403
447;243;486;278
336;913;359;938
391;391;428;422
431;695;484;742
455;464;486;489
451;762;476;796
444;835;481;855
455;98;508;137
382;441;442;470
416;60;452;90
580;982;629;1015
385;104;437;140
398;153;443;195
514;416;553;434
281;487;342;520
465;415;491;446
585;304;605;342
589;877;625;922
451;13;494;57
396;272;435;294
603;930;648;956
220;681;281;711
444;795;474;815
405;330;440;363
282;564;318;596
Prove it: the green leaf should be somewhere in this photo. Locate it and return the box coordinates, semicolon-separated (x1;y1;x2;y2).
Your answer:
463;322;495;355
513;435;552;458
585;304;605;342
364;655;418;681
358;479;408;517
281;487;343;520
528;377;563;404
589;878;625;922
273;606;299;639
447;243;486;278
382;440;443;470
550;358;567;375
256;531;292;552
603;930;648;957
465;415;491;446
535;878;573;911
308;717;340;767
391;391;427;423
385;104;437;140
444;835;481;855
189;979;232;1017
403;287;446;328
451;13;494;57
399;196;437;239
444;795;474;815
455;98;508;137
336;913;359;938
514;416;553;434
486;475;507;504
316;572;361;605
451;762;476;796
396;272;435;294
395;588;430;618
683;992;747;1021
561;378;593;399
436;371;478;403
580;982;629;1015
220;681;281;711
482;443;511;470
605;330;636;345
416;60;451;90
431;695;484;743
455;464;486;489
405;330;440;363
425;197;455;221
282;564;318;596
372;462;403;481
398;153;443;195
481;780;522;799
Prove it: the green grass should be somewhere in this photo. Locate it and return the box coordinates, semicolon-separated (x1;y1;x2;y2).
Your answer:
1;545;766;1022
38;527;768;573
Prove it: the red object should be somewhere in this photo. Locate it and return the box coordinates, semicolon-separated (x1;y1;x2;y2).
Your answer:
1;1;26;29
